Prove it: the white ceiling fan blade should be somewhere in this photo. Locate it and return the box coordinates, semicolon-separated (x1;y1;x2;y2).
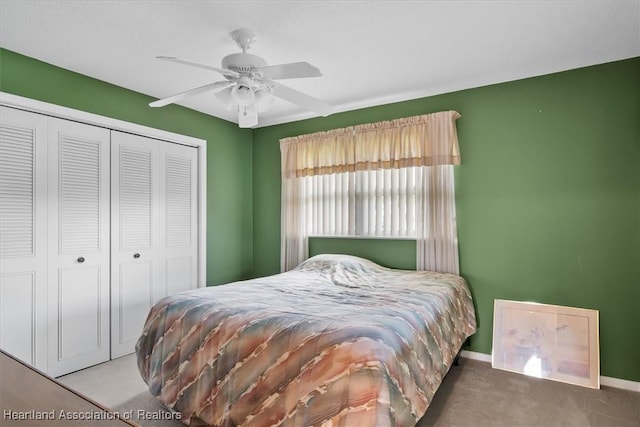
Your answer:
156;56;239;77
149;81;232;107
238;104;258;128
257;62;322;80
271;82;333;116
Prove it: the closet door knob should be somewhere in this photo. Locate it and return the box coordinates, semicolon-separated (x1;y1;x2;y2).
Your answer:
133;253;141;259
77;256;85;263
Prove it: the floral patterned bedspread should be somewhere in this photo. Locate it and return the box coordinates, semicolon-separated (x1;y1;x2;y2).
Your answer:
136;254;476;427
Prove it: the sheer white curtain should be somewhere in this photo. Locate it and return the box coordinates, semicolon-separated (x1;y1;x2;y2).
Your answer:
416;164;458;273
280;111;461;273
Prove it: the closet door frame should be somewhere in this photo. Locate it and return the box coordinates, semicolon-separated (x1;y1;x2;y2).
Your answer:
0;92;207;288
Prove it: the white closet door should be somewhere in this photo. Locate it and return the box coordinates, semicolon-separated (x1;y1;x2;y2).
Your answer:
110;131;198;358
47;118;110;377
111;132;161;359
161;142;198;296
0;107;48;370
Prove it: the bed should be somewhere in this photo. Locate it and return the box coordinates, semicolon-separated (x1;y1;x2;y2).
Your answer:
136;254;476;427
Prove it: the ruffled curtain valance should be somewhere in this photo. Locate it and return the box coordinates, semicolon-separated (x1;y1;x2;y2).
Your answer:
280;110;461;179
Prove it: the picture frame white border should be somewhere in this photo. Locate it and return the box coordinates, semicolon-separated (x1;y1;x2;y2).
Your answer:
492;299;600;389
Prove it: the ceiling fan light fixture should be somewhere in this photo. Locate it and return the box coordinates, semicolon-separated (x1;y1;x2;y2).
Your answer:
255;89;275;112
231;85;255;106
214;87;233;109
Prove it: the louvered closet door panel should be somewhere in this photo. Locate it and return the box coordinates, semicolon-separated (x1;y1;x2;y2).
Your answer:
47;118;110;377
0;107;48;370
110;131;162;359
161;142;198;296
111;132;198;358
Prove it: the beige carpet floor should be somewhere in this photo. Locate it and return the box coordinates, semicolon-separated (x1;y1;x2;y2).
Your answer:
58;355;639;427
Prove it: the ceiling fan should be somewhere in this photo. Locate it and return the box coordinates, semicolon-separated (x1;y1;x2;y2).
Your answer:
149;28;333;128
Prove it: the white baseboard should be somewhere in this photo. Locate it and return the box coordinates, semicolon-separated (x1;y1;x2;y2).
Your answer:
600;376;640;392
460;350;492;363
460;350;640;393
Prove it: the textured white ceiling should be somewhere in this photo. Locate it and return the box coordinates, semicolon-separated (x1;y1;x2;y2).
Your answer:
1;1;639;128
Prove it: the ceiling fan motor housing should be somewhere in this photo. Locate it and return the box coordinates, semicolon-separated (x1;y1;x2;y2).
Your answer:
222;53;267;74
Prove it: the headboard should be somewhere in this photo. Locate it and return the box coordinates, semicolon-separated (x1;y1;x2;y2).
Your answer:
308;237;416;270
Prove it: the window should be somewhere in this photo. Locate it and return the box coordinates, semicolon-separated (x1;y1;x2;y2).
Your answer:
302;167;425;238
280;111;461;273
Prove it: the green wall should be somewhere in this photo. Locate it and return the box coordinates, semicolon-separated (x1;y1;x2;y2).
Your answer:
252;58;640;382
0;48;253;285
